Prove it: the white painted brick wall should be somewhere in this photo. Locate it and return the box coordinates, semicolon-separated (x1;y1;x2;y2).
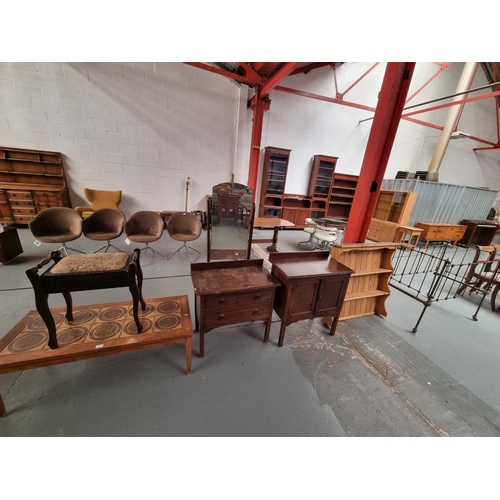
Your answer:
0;62;237;215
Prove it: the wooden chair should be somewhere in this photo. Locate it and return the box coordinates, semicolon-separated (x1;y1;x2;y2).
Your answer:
457;245;500;311
216;193;241;226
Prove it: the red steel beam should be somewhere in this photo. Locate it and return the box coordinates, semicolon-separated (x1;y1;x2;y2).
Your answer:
343;62;416;244
405;63;450;104
290;62;331;75
184;62;262;85
238;62;262;82
340;62;380;98
260;63;301;97
246;90;266;198
402;89;500;118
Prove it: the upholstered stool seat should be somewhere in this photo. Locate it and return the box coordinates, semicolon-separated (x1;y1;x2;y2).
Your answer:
26;249;146;349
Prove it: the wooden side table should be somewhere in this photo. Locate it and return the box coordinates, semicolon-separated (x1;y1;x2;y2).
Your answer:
0;226;23;264
190;259;281;357
253;217;295;252
395;225;423;249
268;251;354;347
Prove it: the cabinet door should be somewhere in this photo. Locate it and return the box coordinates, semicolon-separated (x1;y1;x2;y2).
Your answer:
282;208;296;224
314;276;349;316
288;278;321;322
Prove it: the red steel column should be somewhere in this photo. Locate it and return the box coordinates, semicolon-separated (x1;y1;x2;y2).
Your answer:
343;62;416;243
247;90;265;199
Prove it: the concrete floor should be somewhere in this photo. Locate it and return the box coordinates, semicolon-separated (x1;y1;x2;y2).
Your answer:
1;226;500;437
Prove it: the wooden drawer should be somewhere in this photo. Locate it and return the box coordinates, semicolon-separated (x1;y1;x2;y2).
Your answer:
11;206;36;216
13;215;36;224
7;190;33;202
204;289;275;310
204;301;273;329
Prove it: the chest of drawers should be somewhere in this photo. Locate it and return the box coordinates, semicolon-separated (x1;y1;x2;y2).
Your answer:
190;259;281;357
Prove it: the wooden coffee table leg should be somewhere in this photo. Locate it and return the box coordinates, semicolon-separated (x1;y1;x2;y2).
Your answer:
0;393;6;417
186;337;192;374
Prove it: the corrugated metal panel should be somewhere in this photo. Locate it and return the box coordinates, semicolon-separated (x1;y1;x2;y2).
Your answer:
381;179;498;225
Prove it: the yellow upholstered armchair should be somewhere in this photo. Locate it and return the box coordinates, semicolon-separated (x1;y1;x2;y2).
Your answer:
74;188;122;219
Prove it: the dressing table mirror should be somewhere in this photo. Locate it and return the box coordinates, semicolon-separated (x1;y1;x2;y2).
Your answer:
207;182;255;261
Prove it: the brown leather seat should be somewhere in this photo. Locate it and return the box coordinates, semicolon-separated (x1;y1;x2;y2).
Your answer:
166;211;202;261
82;208;126;253
29;207;84;256
124;211;166;260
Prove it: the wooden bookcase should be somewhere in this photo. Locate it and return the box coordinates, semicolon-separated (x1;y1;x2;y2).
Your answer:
307;155;337;198
0;146;71;225
328;173;358;220
258;147;291;218
367;190;418;242
324;242;398;324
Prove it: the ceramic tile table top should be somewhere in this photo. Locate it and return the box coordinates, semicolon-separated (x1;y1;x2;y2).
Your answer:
0;295;193;417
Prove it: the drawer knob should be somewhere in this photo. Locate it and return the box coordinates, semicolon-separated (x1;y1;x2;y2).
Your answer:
254;294;261;300
219;298;225;305
252;309;259;315
218;314;225;320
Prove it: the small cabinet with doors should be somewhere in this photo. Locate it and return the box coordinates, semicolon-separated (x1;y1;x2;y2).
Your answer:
258;146;291;218
268;250;353;347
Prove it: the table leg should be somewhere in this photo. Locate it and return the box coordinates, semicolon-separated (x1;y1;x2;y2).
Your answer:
199;329;205;358
278;321;287;347
263;318;272;343
186;337;192;374
266;227;279;252
134;249;147;311
0;393;6;417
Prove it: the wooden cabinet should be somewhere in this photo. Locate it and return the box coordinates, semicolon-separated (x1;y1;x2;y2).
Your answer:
456;219;499;247
269;250;354;346
368;190;418;242
415;222;467;248
325;243;398;323
258;146;291;218
0;146;71;224
307;154;337;200
372;190;417;225
307;155;358;221
282;194;311;227
190;259;281;357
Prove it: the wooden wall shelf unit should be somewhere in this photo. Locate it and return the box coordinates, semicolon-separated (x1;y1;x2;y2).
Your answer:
367;190;418;243
0;146;71;225
258;147;291;218
324;243;398;324
415;222;467;248
328;173;359;220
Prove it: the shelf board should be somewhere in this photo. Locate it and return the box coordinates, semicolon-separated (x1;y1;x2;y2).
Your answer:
351;268;393;276
343;290;388;301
